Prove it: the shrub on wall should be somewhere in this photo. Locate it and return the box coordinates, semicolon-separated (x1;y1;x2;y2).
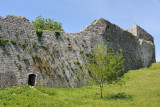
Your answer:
11;40;17;45
62;69;65;73
17;55;20;60
41;46;49;51
80;50;83;54
22;42;28;49
0;38;8;48
67;45;72;49
32;16;64;41
74;61;80;65
18;64;22;70
22;57;29;62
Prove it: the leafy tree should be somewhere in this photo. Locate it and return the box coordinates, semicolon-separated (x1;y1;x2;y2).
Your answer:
32;16;63;40
78;43;125;98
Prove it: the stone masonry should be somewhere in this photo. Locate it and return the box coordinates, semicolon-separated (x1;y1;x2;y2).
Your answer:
0;15;155;88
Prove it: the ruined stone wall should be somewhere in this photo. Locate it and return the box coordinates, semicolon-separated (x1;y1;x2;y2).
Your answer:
0;15;155;88
125;24;155;67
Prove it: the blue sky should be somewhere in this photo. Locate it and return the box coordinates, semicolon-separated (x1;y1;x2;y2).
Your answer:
1;0;160;61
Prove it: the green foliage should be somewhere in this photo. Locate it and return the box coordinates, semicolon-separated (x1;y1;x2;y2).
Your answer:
32;54;41;63
2;47;6;50
79;65;83;69
80;50;83;54
74;61;80;65
38;65;41;70
51;57;55;62
78;43;125;98
17;42;21;45
49;52;53;56
67;37;70;41
17;55;20;60
11;40;17;45
18;64;22;70
75;40;78;45
32;55;35;62
22;57;29;63
94;19;97;22
36;29;43;41
0;38;8;47
85;52;94;58
62;69;65;73
45;58;49;63
32;16;63;41
67;45;72;49
52;45;60;53
32;42;39;50
22;42;28;49
52;66;58;72
92;19;97;24
41;46;48;51
0;63;159;106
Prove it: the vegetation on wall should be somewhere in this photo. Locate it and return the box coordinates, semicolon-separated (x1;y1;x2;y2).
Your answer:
18;64;22;70
32;16;64;41
32;54;54;77
11;40;17;45
0;38;8;48
21;42;28;49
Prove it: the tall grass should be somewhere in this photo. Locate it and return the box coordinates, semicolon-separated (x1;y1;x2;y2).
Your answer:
0;63;159;107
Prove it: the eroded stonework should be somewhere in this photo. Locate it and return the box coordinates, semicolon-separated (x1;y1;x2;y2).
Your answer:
0;15;155;88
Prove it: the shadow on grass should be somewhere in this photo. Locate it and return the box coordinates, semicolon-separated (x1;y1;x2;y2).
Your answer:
103;92;133;100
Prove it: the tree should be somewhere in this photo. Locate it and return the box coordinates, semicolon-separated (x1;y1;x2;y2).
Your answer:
32;16;63;40
79;43;125;98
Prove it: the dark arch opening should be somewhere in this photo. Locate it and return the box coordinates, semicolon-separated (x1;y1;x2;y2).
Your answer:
28;74;36;86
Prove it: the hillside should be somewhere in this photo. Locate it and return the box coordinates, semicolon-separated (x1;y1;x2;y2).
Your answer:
0;63;159;107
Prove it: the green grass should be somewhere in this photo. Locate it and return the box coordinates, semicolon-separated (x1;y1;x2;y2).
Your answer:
0;63;160;107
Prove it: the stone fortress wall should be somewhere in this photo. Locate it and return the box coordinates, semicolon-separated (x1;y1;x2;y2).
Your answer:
0;15;155;88
125;25;155;67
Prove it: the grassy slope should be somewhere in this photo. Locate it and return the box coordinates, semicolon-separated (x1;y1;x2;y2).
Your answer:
0;63;160;107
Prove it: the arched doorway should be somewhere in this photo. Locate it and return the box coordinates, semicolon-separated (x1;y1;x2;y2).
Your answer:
28;74;36;86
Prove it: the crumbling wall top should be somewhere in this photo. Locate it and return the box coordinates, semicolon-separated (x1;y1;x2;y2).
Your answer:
125;24;154;43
